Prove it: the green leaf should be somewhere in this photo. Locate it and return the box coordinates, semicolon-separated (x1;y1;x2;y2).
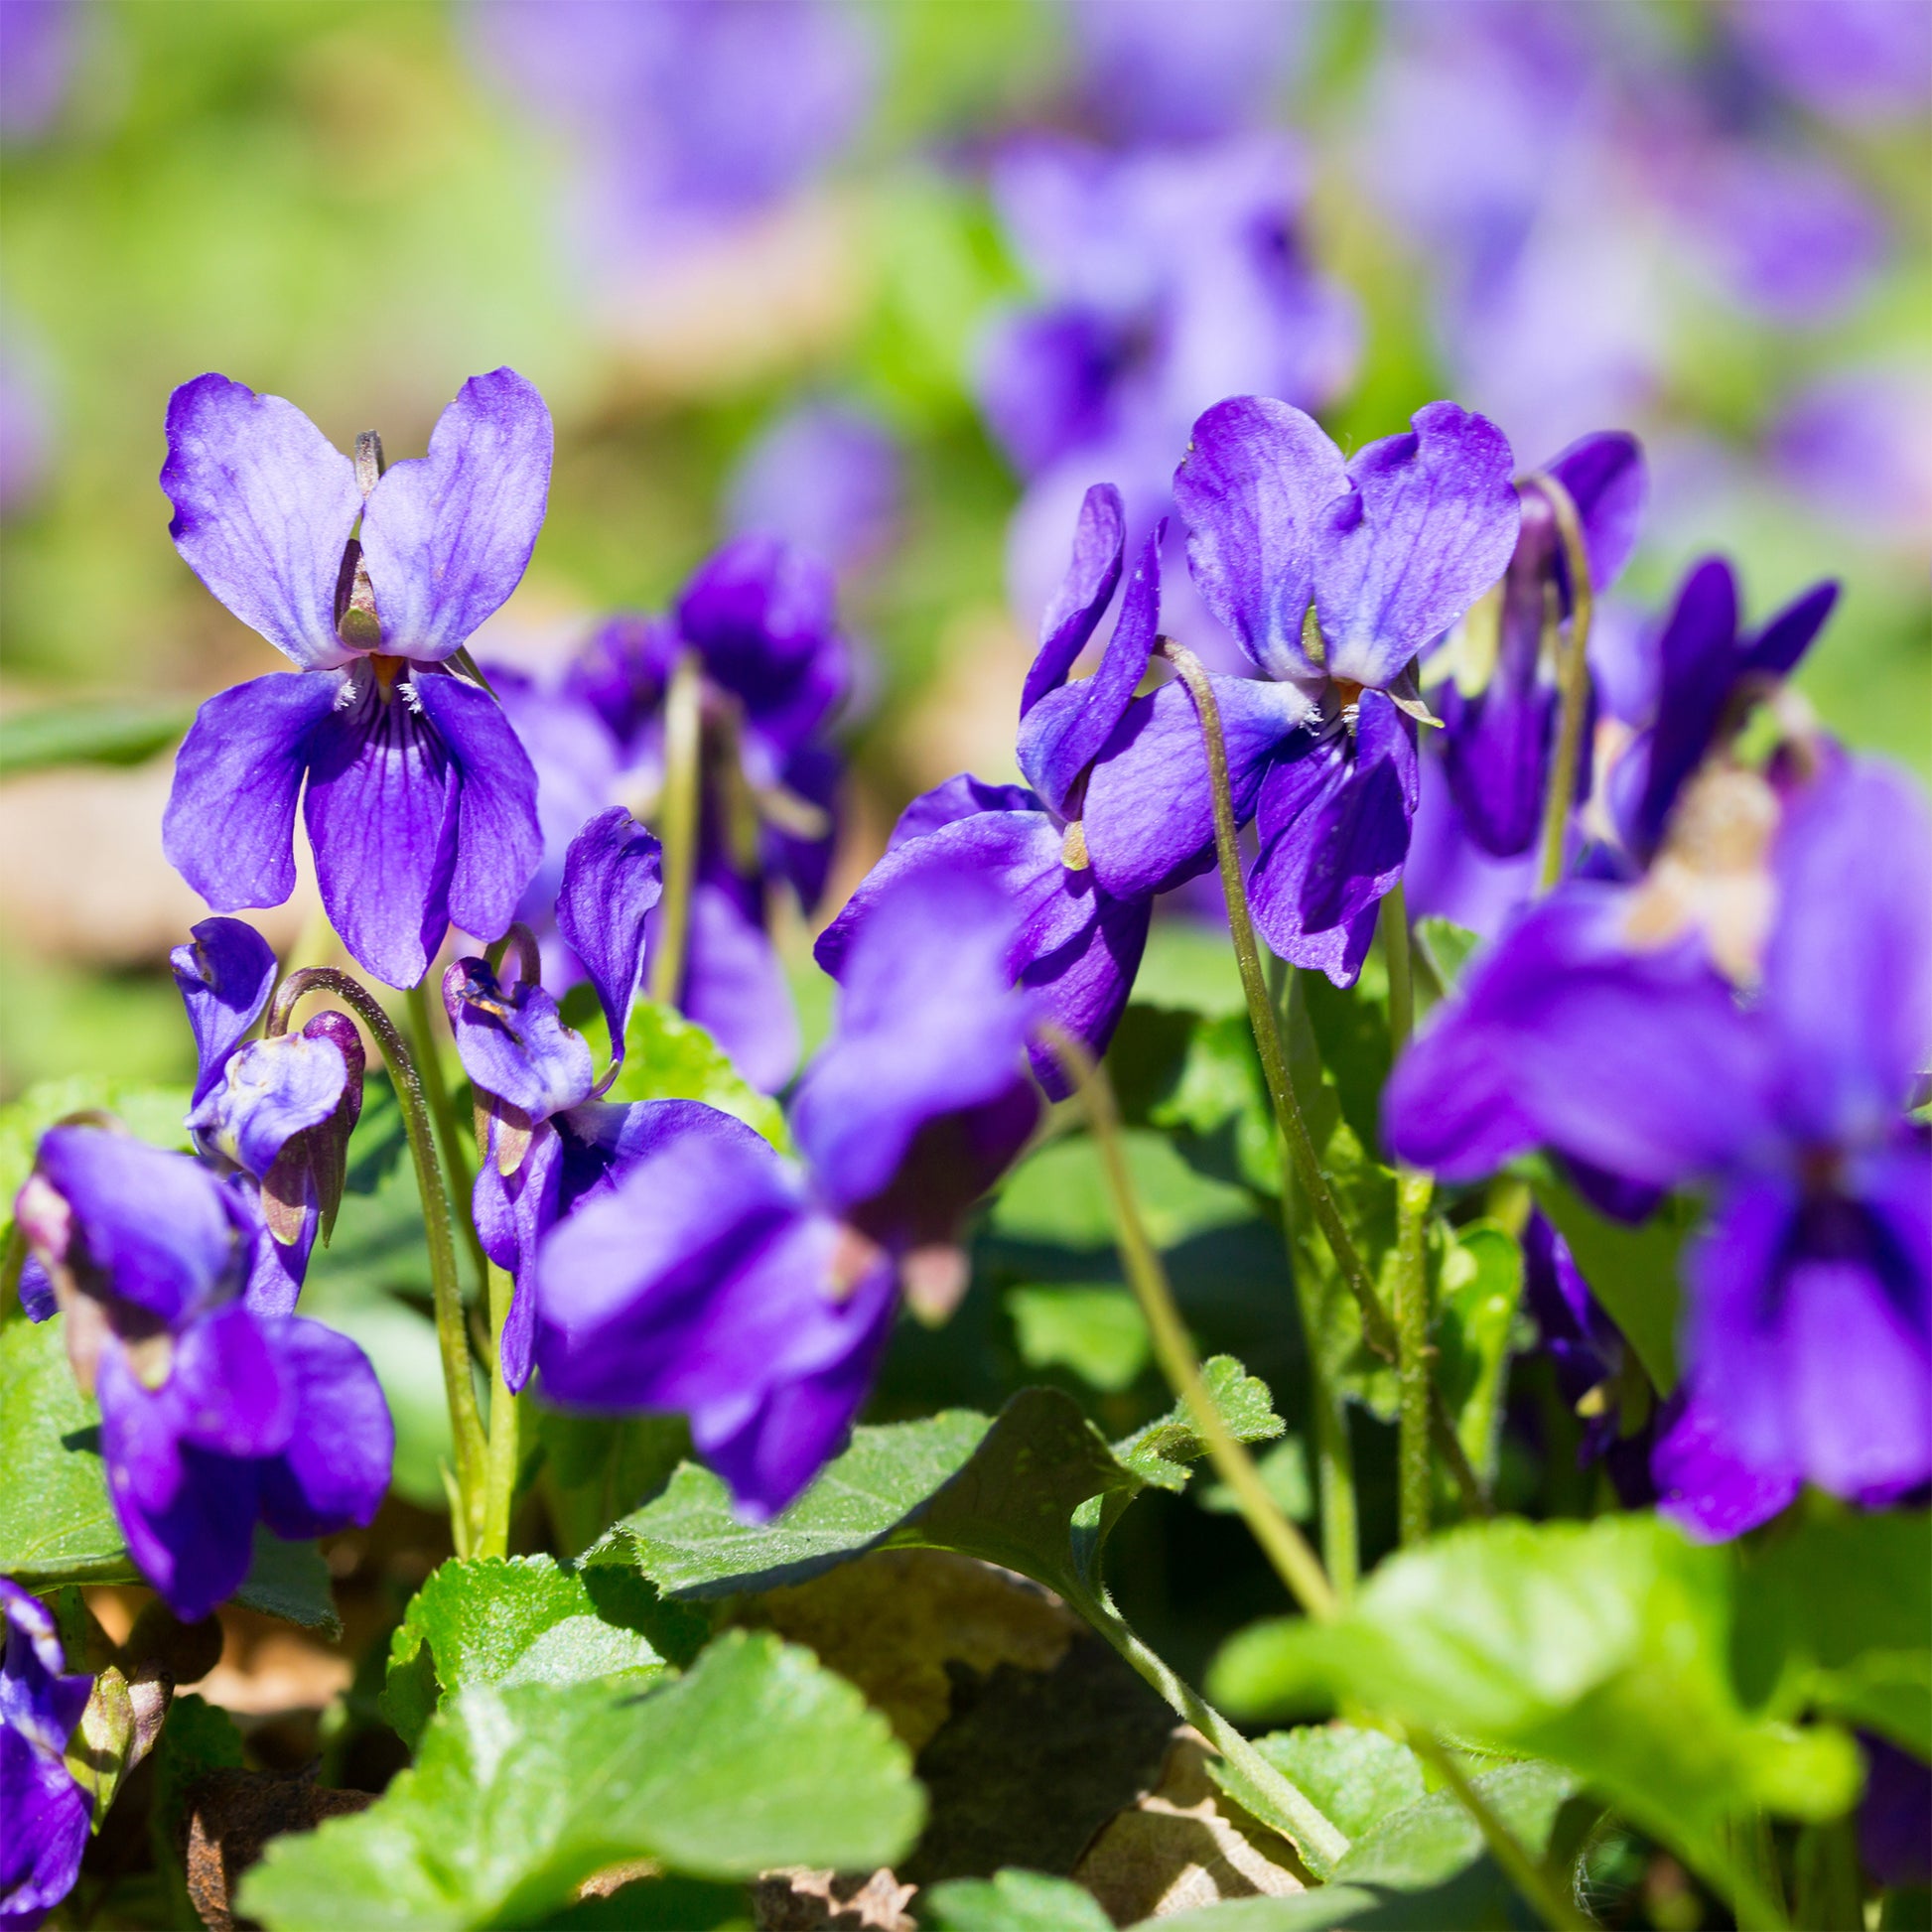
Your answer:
239;1631;925;1932
1109;1004;1278;1198
1210;1514;1862;1904
1531;1166;1693;1394
1111;1355;1284;1492
1432;1221;1526;1484
1414;917;1481;994
0;699;197;776
991;1127;1260;1252
1331;1758;1576;1890
1248;1726;1426;1841
235;1527;340;1636
1299;972;1392;1162
923;1869;1115;1932
0;1315;133;1588
616;1388;1133;1603
381;1555;705;1748
1007;1283;1151;1393
604;1000;786;1148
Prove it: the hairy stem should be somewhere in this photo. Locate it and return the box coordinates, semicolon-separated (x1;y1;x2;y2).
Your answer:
1045;1026;1337;1623
1161;641;1490;1521
1527;471;1595;896
405;980;488;1303
269;968;486;1552
647;648;705;1008
1382;885;1434;1546
479;1261;522;1561
1409;1734;1593;1932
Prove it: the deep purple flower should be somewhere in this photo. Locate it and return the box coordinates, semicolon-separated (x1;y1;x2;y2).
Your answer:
1432;430;1645;860
536;862;1040;1520
726;402;902;574
1859;1732;1932;1888
0;1579;90;1932
817;483;1157;1099
15;1129;392;1619
161;370;548;990
1084;396;1520;984
1386;758;1932;1539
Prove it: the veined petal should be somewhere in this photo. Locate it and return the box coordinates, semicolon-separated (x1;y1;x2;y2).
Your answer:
1018;520;1163;815
304;668;459;990
1174;394;1348;681
164;671;344;916
255;1317;394;1539
1082;672;1311;899
1316;401;1520;688
171;916;279;1107
1020;480;1126;716
557;806;662;1067
411;668;543;947
161;373;361;672
356;368;553;662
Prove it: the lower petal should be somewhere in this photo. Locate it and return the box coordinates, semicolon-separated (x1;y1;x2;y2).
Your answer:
255;1317;395;1538
1021;886;1152;1100
164;672;342;913
1651;1383;1801;1544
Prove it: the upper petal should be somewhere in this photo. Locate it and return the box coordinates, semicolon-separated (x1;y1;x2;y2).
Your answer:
1632;557;1740;857
1541;430;1646;593
171;916;279;1107
161;373;360;671
886;773;1040;852
164;671;344;916
557;806;663;1071
356;367;553;662
1174;394;1349;681
1316;401;1520;687
1020;480;1126;716
187;1030;348;1180
1742;578;1839;681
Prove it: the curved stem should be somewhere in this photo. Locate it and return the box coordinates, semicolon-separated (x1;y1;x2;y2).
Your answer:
1160;642;1490;1521
1044;1026;1337;1624
479;1260;522;1561
647;648;705;1009
1409;1733;1593;1932
485;921;542;992
269;968;486;1552
1526;471;1595;896
406;980;488;1305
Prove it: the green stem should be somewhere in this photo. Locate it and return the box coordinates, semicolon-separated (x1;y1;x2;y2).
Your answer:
1044;1026;1337;1624
647;648;705;1008
1161;640;1491;1523
1069;1581;1349;1877
1382;885;1434;1547
479;1261;522;1561
270;968;486;1553
1410;1734;1592;1932
1526;471;1595;896
406;980;488;1303
1722;1811;1792;1932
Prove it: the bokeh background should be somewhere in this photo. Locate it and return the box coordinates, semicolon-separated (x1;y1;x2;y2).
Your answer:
2;0;1928;1101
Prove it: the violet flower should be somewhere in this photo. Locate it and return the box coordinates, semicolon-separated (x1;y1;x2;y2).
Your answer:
443;807;736;1393
1083;395;1520;984
816;483;1157;1098
535;862;1040;1520
1386;757;1932;1539
1431;430;1646;860
726;402;902;575
160;369;548;991
0;1579;91;1932
14;1129;393;1619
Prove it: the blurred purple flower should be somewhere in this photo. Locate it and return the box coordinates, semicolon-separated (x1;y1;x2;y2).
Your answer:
1084;396;1519;985
1730;0;1932;125
726;403;902;573
817;483;1159;1099
0;0;76;144
14;1128;392;1619
1387;758;1932;1539
1770;365;1932;550
0;1578;91;1932
536;862;1039;1520
468;0;874;263
161;370;548;991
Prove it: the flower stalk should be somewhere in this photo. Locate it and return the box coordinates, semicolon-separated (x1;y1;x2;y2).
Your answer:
1527;470;1595;896
1382;884;1434;1546
268;966;487;1552
479;1260;522;1561
405;979;489;1303
647;646;705;1008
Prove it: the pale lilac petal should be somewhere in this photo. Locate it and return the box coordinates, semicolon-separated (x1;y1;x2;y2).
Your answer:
164;671;345;915
1316;401;1520;688
1083;672;1311;899
356;368;553;662
160;373;360;672
256;1316;394;1536
304;671;459;990
557;807;662;1065
1020;480;1126;715
171;916;279;1106
1174;394;1349;681
411;668;543;946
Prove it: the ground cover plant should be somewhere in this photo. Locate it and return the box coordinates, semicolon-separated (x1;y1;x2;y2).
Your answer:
1;6;1927;1931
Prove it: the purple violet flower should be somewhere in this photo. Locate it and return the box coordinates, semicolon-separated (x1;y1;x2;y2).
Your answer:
1083;395;1520;985
0;1578;91;1932
160;370;548;991
14;1128;393;1619
1385;757;1932;1539
816;483;1158;1099
535;861;1040;1520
